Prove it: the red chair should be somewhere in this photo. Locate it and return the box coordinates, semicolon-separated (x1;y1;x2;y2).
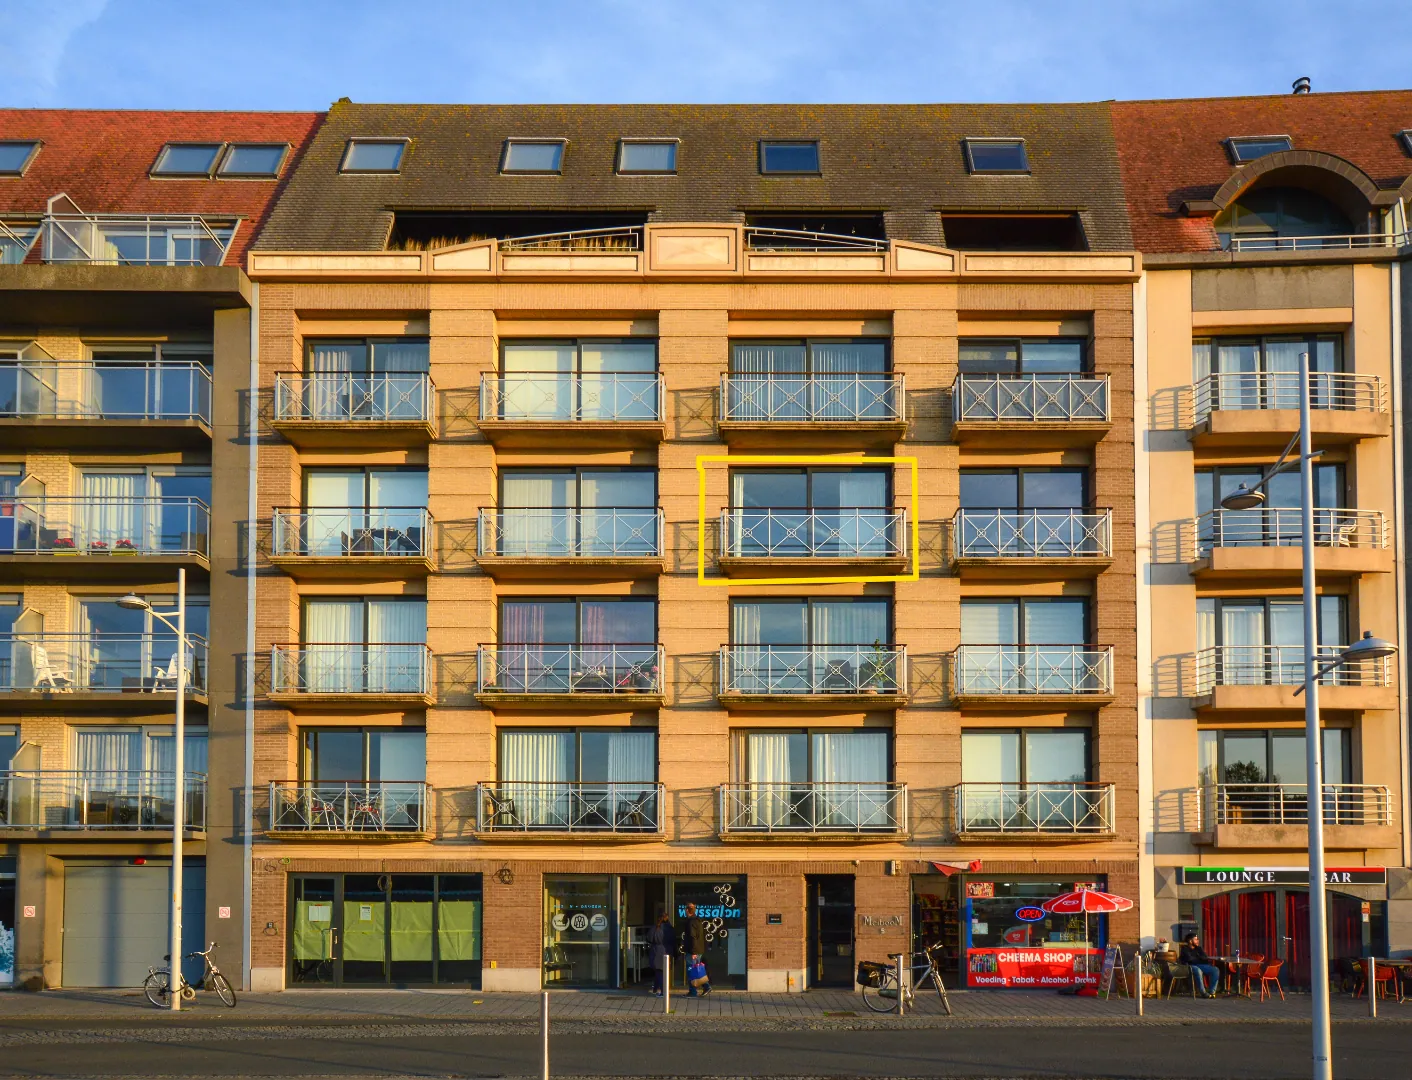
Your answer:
1352;960;1397;1001
1257;959;1285;1002
1235;954;1264;997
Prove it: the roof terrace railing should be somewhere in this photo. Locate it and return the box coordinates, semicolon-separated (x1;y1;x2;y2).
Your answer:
41;214;234;267
743;227;888;252
498;226;644;252
1227;232;1411;253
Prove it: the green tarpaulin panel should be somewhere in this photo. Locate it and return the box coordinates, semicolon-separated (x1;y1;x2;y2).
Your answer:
391;901;433;961
293;900;333;962
342;901;385;962
438;900;482;961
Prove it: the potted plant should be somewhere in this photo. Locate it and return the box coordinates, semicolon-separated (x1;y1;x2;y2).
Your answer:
862;639;893;694
53;536;77;555
114;538;137;554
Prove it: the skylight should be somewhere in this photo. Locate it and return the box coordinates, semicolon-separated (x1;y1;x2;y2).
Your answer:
340;139;408;173
501;139;566;174
0;141;40;177
1399;130;1412;157
152;143;223;177
617;140;677;174
759;141;820;175
219;143;289;178
964;138;1030;175
1227;136;1293;163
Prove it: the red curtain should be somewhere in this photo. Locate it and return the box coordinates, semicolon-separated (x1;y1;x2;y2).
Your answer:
1200;896;1231;956
1285;892;1310;988
1238;890;1278;964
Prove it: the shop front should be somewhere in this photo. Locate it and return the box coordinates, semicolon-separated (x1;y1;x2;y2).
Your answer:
0;858;14;988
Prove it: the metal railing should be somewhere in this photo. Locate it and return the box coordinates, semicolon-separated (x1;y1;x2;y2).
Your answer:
40;213;234;266
270;644;432;696
743;227;888;252
0;220;39;264
499;225;644;252
951;645;1114;697
272;508;431;559
0;633;208;693
479;373;663;422
475;781;663;833
273;372;433;423
477;644;663;694
1193;645;1391;695
1227;232;1410;253
1201;783;1393;827
477;508;662;558
719;645;907;696
0;360;212;422
952;373;1110;423
1193;371;1385;420
953;508;1111;559
1195;508;1385;557
721;508;907;559
268;782;429;834
720;373;905;422
718;782;907;834
0;771;205;830
0;497;209;557
953;782;1115;835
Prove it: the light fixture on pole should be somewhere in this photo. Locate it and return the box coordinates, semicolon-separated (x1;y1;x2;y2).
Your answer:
118;570;189;1012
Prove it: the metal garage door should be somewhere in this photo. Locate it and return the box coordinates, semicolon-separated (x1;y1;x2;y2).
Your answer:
62;863;205;988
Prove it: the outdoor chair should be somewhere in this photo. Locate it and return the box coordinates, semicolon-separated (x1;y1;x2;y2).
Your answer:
1352;960;1396;1000
1334;957;1358;995
1257;959;1285;1001
30;644;73;691
1160;958;1195;998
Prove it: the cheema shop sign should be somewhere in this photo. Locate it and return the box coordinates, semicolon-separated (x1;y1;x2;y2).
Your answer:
1180;867;1386;886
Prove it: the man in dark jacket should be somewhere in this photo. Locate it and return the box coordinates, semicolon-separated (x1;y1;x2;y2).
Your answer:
677;902;705;996
1179;932;1221;998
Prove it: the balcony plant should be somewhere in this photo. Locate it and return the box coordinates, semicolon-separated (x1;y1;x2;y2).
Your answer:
114;538;137;554
53;536;77;555
862;639;895;694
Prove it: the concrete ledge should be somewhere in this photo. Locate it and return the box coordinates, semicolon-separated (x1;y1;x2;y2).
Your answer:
481;966;541;992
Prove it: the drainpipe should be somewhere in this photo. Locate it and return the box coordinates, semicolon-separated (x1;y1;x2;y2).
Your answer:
243;281;260;990
1133;271;1156;947
1392;253;1410;875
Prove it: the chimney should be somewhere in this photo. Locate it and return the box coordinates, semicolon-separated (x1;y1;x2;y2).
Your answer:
1292;76;1311;95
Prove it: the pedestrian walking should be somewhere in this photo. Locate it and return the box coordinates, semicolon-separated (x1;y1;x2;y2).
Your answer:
677;901;706;996
648;911;675;995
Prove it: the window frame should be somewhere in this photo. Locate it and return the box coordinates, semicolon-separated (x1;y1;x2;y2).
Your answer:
217;142;291;179
758;140;821;176
0;140;41;177
497;596;658;645
615;138;678;175
71;723;210;773
300;726;427;784
498;337;659;375
497;466;657;510
958;466;1090;510
1226;135;1294;163
302;336;430;374
957;336;1090;377
150;142;225;178
1198;727;1352;786
1192;333;1344;380
729;596;894;647
302;465;429;511
960;596;1092;646
500;138;567;175
299;595;428;646
962;137;1031;175
734;727;893;784
960;726;1093;784
1196;595;1348;649
1195;462;1346;517
729;465;892;510
497;727;659;784
339;138;410;174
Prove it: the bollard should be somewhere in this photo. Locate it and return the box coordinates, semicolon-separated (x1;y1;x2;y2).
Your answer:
663;955;670;1014
1135;954;1143;1018
896;954;906;1017
1368;957;1376;1018
541;990;550;1080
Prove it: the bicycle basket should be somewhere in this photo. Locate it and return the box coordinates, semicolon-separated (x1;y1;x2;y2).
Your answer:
856;960;889;988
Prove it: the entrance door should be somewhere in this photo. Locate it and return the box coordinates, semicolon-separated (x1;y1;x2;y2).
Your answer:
619;876;666;989
807;876;855;987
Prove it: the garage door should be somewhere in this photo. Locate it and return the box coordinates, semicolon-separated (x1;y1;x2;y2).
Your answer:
62;864;205;988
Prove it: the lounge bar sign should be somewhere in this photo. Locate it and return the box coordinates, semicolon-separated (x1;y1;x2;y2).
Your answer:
1180;866;1387;887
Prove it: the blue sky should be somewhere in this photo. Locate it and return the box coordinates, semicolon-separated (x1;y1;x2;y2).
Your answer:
2;0;1409;110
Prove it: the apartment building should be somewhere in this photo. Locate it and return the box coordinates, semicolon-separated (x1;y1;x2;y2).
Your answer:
243;102;1140;993
1115;89;1412;985
0;110;322;989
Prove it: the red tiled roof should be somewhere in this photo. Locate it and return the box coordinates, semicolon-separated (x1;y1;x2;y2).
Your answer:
1110;90;1412;253
0;109;324;265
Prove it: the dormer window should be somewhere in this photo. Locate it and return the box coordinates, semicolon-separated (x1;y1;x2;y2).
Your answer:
151;143;223;178
759;141;820;175
340;138;408;174
0;141;40;177
1226;136;1293;163
616;139;677;174
963;138;1029;175
501;139;565;174
1399;130;1412;157
219;143;290;178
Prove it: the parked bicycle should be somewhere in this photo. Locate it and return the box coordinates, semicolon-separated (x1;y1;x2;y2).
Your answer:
144;941;236;1008
858;942;953;1015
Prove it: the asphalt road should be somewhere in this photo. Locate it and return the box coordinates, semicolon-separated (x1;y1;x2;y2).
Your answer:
0;1021;1406;1079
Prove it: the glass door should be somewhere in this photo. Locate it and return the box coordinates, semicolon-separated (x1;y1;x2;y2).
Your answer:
807;876;855;987
669;877;747;990
543;875;614;987
290;875;338;985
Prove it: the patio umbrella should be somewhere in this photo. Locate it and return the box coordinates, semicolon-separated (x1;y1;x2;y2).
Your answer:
1041;890;1134;966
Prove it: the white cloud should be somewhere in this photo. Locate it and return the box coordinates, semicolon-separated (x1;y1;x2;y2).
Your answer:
0;0;110;105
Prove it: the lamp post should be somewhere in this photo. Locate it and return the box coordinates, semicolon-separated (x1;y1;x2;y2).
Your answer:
118;569;188;1012
1219;353;1396;1080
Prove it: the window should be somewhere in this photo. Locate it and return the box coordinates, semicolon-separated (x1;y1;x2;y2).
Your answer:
759;140;820;174
501;139;565;174
959;338;1087;376
151;143;223;177
306;338;428;374
962;729;1091;784
0;141;40;177
0;221;38;263
492;599;657;694
1195;463;1345;549
730;468;890;557
732;598;889;647
75;596;209;690
76;467;212;554
733;467;889;510
496;468;656;556
1198;728;1349;788
961;468;1086;511
497;339;658;421
219;143;289;178
941;214;1086;251
743;212;885;242
962;597;1088;646
73;725;208;776
340;139;408;173
1214;187;1354;248
301;728;426;783
1399;130;1412;157
87;344;213;420
963;138;1029;174
1192;335;1344;409
731;339;888;376
498;729;657;829
0;726;18;768
1226;135;1293;163
301;467;428;556
301;338;428;421
616;140;676;174
728;598;895;694
302;597;427;693
1196;596;1346;685
734;729;891;829
500;597;655;646
727;339;892;421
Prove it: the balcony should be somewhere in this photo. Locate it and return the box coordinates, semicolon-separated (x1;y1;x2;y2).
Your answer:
717;645;908;710
0;771;205;835
1196;783;1396;851
718;782;907;839
473;781;663;838
718;508;910;575
718;374;907;447
1192;645;1394;713
0;359;212;448
950;645;1114;707
951;509;1111;577
1226;232;1409;253
268;644;433;706
1192;508;1390;579
497;225;645;274
952;782;1116;841
1191;372;1389;447
475;508;664;579
40;213;234;267
271;372;435;447
951;374;1110;446
267;781;430;839
742;227;889;273
476;644;663;709
476;374;664;448
269;508;433;577
0;497;209;580
0;633;208;710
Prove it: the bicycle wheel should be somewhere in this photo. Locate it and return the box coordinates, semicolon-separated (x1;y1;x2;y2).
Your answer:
210;971;237;1008
143;970;172;1009
861;968;900;1013
929;971;953;1016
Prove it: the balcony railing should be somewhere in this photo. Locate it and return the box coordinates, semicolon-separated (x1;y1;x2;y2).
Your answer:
499;225;644;252
1201;783;1393;827
953;782;1115;835
1227;232;1410;253
270;644;431;696
718;782;907;834
477;508;662;558
479;374;662;423
273;372;433;424
719;645;907;696
1193;645;1391;695
1194;508;1385;557
268;782;429;834
475;781;662;833
40;214;234;266
953;508;1111;560
0;771;205;830
1193;371;1385;421
743;227;888;252
0;497;209;558
952;374;1109;424
720;508;908;559
0;633;207;694
271;508;430;559
720;373;905;423
0;360;212;423
951;645;1113;697
477;644;663;695
0;220;38;264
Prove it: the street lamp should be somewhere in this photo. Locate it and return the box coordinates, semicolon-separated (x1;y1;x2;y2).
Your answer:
118;568;189;1012
1217;353;1396;1080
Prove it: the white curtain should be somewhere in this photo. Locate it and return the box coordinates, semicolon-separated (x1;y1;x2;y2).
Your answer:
367;600;427;693
501;344;574;420
1221;602;1266;684
81;472;143;549
960;731;1019;829
746;732;795;827
500;473;570;555
606;732;654;784
372;341;429;373
304;600;360;692
501;731;573;826
731;344;806;419
307;344;363;420
75;728;140;775
813;731;889;827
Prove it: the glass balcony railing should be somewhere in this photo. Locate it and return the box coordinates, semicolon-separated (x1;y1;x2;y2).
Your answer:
0;771;206;830
953;782;1115;835
0;633;207;694
952;373;1109;423
477;644;663;695
268;782;429;834
0;360;212;423
951;645;1113;697
475;781;662;833
270;644;431;696
721;508;907;559
477;509;662;558
1193;645;1390;695
1194;508;1385;556
1193;371;1384;421
273;372;433;423
720;373;905;422
479;373;662;422
953;508;1111;559
719;645;907;696
0;496;209;558
1200;783;1392;827
40;214;234;267
271;508;430;559
718;782;907;834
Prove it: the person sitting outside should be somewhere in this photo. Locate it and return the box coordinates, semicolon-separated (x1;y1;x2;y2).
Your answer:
1180;932;1221;998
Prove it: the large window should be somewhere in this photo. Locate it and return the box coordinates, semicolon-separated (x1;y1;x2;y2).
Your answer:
300;467;427;556
727;339;893;421
301;598;427;694
1214;186;1354;247
492;599;658;695
733;598;889;648
88;344;212;420
69;725;208;828
75;596;209;690
1194;334;1342;382
961;598;1088;647
303;338;429;421
959;598;1093;693
961;467;1086;509
496;467;656;556
497;729;657;829
728;599;894;694
1195;463;1346;549
68;467;210;555
501;598;655;645
959;338;1087;376
734;729;891;829
497;339;657;421
962;729;1089;785
1198;728;1349;788
1196;596;1346;684
301;728;426;784
729;467;891;557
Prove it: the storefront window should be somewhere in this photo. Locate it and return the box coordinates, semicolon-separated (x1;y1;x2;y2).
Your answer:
0;868;14;986
961;878;1105;989
544;875;613;987
672;878;747;990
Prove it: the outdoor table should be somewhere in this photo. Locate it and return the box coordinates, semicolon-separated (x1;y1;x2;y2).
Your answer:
1378;959;1412;1002
1216;956;1261;996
